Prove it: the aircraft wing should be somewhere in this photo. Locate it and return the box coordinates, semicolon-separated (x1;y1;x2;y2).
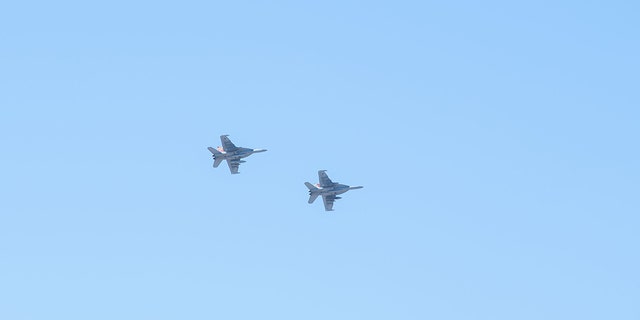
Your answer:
220;135;238;152
226;159;240;174
318;170;334;187
322;194;336;211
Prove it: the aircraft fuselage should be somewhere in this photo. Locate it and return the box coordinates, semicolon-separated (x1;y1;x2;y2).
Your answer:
312;184;363;196
213;148;266;161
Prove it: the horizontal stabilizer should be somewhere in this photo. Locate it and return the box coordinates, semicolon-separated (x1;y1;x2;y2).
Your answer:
213;157;224;168
308;193;319;204
305;182;318;191
208;147;222;155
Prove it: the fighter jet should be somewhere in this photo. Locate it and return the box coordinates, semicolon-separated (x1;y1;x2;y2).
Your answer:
207;135;266;174
305;170;363;211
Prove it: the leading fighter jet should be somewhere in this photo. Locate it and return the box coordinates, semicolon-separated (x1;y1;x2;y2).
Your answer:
207;135;266;174
305;170;363;211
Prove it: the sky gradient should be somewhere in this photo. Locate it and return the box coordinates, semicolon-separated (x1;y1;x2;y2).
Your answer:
1;1;639;319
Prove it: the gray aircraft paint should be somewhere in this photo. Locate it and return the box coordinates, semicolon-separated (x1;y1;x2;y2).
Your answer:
305;170;363;211
207;135;266;174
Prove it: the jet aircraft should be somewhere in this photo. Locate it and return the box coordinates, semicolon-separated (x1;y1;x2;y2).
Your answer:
305;170;363;211
207;135;266;174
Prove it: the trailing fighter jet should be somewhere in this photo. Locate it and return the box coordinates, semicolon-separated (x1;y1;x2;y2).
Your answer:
207;135;266;174
305;170;363;211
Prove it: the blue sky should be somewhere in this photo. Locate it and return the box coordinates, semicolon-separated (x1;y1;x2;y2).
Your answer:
1;1;638;319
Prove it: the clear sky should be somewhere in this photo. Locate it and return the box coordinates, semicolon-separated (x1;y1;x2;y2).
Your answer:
1;1;638;319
